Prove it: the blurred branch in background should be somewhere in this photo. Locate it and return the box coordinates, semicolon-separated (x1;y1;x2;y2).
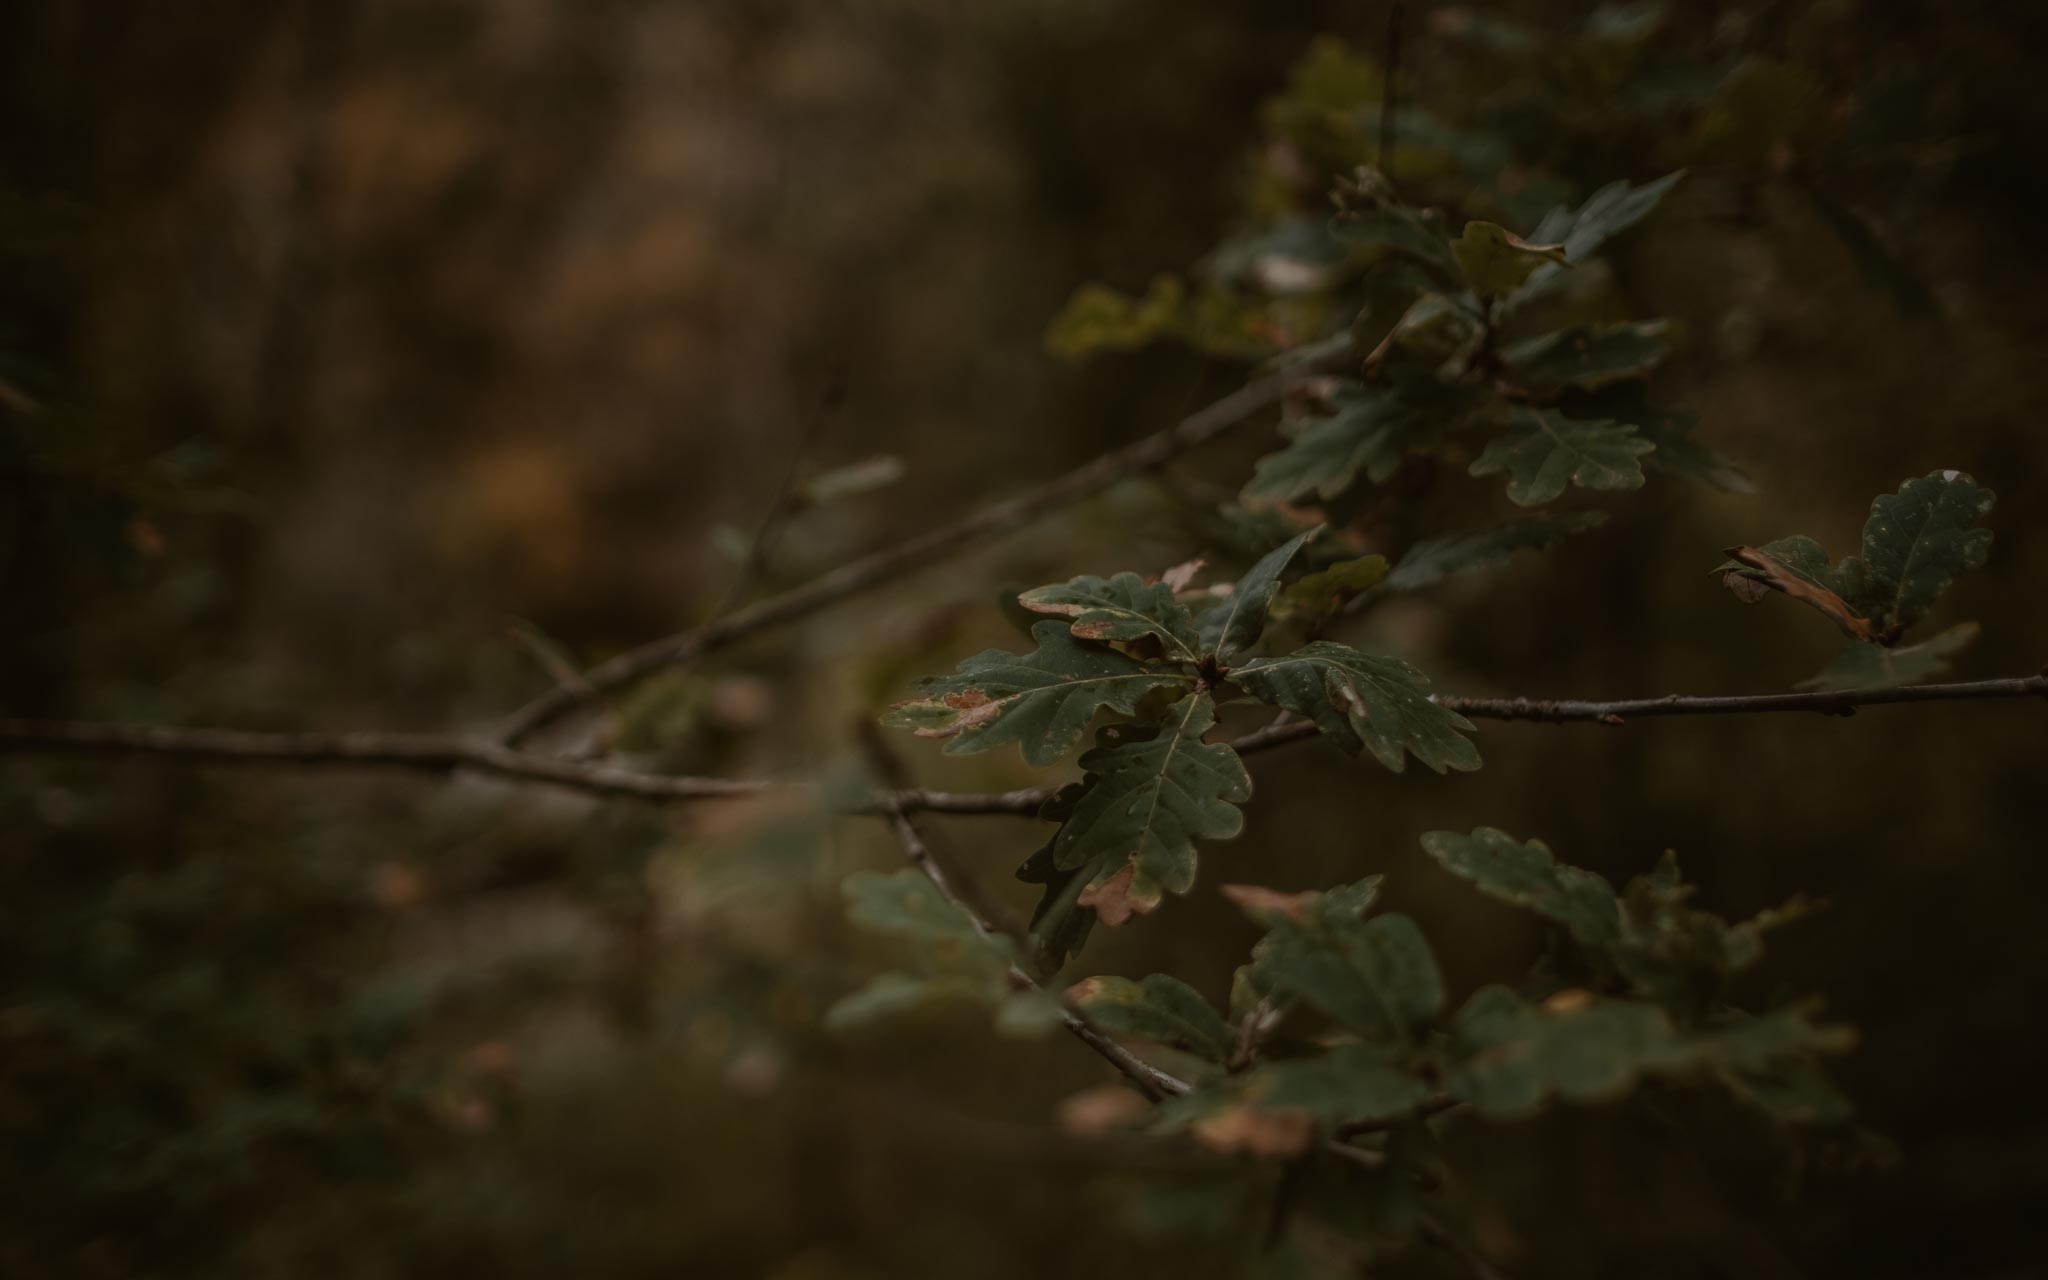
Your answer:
494;345;1352;746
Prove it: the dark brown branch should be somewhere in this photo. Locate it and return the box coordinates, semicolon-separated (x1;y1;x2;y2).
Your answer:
494;355;1346;746
0;718;781;803
1437;675;2048;724
10;672;2045;817
856;726;1189;1102
0;717;1066;815
1226;675;2048;754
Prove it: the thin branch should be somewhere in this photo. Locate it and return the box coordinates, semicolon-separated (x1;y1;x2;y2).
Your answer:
494;354;1348;746
9;673;2045;816
0;716;1063;813
711;370;845;618
1438;675;2048;723
1337;1095;1462;1138
856;725;1189;1102
0;718;780;803
1227;674;2048;754
855;722;1030;939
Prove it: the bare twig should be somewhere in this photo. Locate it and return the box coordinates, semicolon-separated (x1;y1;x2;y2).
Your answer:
494;354;1348;746
713;370;846;618
1227;675;2048;753
9;674;2045;816
1437;676;2048;724
855;722;1029;939
856;724;1188;1102
0;718;780;803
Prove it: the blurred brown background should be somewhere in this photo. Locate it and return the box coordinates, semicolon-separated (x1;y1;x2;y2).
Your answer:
4;2;2046;1277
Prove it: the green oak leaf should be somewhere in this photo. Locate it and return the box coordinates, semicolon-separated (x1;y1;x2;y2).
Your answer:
1050;693;1253;921
1066;973;1235;1063
1019;571;1203;662
1446;986;1694;1118
1198;527;1321;661
1241;1042;1433;1125
1421;828;1621;949
1612;852;1782;1014
1468;407;1652;506
1502;320;1672;391
1718;1045;1858;1126
1719;471;1994;639
1374;291;1487;363
1563;384;1751;494
882;620;1191;766
843;867;1001;951
1280;554;1390;621
1232;641;1480;773
1799;622;1980;691
1633;410;1753;494
1451;220;1568;298
1855;470;1995;634
1701;1005;1856;1072
1044;275;1185;361
1243;380;1465;505
1448;987;1852;1120
826;971;986;1029
1223;877;1386;1027
1016;799;1097;975
1331;191;1460;282
1255;909;1444;1045
832;871;1066;1037
1385;512;1609;593
1509;170;1686;309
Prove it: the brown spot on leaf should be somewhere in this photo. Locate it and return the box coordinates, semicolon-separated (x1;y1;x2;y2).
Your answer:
1020;594;1084;618
1191;1103;1316;1159
1070;620;1120;640
1065;976;1107;1003
913;689;1002;739
1078;863;1153;927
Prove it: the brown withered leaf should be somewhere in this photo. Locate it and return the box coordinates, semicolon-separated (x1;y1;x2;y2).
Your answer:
1219;883;1317;925
1190;1103;1317;1159
1721;545;1876;641
1057;1084;1151;1137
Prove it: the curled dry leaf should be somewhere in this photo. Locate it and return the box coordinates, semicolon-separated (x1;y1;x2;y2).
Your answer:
1190;1103;1317;1159
1721;545;1876;641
